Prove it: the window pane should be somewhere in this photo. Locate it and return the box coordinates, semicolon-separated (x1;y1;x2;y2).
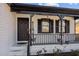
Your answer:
42;21;49;32
42;21;49;26
65;20;70;33
56;20;69;33
56;20;59;33
42;26;49;32
59;21;65;33
38;19;42;33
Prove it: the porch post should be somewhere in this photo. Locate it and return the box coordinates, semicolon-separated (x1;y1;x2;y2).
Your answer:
30;14;34;45
27;14;34;56
58;14;64;45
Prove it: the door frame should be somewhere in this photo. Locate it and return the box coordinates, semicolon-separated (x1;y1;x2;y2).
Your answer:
16;14;30;44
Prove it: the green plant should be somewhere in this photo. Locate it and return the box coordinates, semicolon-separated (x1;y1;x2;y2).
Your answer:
53;48;62;56
36;48;47;56
36;50;42;55
70;50;79;56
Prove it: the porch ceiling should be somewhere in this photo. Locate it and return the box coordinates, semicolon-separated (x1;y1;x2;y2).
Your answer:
10;3;79;16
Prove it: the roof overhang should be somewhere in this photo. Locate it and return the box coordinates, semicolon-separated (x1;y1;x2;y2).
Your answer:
9;3;79;17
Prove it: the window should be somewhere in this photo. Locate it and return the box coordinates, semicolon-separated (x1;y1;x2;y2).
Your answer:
42;21;49;32
59;20;65;33
55;20;70;33
65;20;70;33
38;19;53;33
56;20;59;33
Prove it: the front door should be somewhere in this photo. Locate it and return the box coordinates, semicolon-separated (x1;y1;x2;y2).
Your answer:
17;18;29;41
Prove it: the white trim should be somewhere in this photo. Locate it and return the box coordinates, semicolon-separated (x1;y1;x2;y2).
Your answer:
17;41;28;44
16;13;30;43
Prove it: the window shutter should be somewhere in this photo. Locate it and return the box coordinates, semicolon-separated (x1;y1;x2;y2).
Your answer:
65;20;70;33
49;20;53;33
56;20;59;33
38;19;42;33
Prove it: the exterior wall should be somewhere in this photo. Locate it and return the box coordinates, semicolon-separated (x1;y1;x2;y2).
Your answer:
0;3;16;55
0;4;28;56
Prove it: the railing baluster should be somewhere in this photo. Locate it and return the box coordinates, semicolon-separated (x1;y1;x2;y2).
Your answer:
32;33;79;45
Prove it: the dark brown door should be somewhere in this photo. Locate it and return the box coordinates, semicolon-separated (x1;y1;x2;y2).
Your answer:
17;18;29;41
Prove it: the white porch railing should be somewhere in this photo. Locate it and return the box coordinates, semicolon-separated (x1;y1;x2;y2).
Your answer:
31;33;77;45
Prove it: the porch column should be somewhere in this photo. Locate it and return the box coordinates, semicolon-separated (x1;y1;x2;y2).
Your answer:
27;14;34;56
58;14;64;45
30;14;34;45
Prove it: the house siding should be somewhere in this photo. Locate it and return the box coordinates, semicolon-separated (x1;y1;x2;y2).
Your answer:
0;3;16;55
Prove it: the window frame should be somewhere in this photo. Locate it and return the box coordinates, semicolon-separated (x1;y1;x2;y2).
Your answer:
38;18;54;33
55;19;70;33
41;19;50;33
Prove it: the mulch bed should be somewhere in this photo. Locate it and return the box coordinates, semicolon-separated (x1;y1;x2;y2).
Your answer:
32;52;79;56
